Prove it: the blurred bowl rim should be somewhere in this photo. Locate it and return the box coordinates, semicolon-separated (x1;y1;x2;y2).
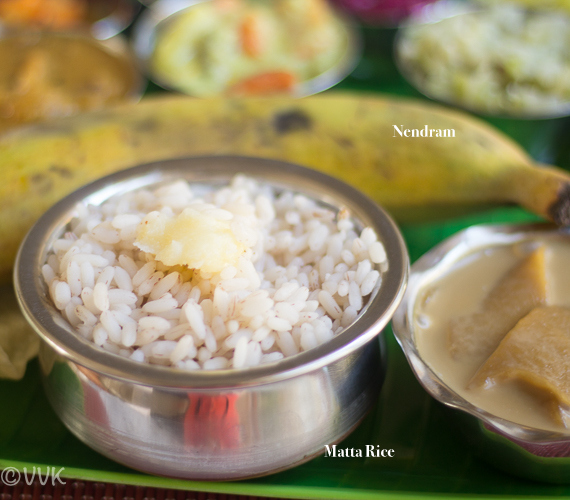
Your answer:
130;0;362;97
0;0;141;40
14;155;408;389
392;221;570;445
89;0;142;40
97;33;147;100
393;0;570;120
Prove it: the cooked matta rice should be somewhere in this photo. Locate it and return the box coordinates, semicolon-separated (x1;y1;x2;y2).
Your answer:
42;175;387;370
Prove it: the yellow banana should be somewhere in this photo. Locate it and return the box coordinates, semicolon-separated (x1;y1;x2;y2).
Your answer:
1;92;570;283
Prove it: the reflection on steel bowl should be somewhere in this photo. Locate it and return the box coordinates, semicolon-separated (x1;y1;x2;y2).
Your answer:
14;156;408;480
133;0;360;97
0;32;142;132
393;223;570;483
396;1;570;118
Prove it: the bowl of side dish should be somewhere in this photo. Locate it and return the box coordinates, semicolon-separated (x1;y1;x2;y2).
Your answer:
392;222;570;483
394;1;570;119
14;155;408;480
0;30;143;132
132;0;361;97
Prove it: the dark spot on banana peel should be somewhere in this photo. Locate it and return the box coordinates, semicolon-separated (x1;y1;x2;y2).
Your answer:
549;184;570;225
30;173;53;195
229;100;248;113
31;123;74;135
335;136;354;148
273;110;312;134
373;157;395;180
254;120;276;148
473;135;493;150
133;119;159;132
48;166;72;178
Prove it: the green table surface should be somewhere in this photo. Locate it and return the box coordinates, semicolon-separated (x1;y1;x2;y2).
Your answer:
4;16;570;500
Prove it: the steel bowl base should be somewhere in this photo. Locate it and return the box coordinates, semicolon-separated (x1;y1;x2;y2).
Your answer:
39;335;385;480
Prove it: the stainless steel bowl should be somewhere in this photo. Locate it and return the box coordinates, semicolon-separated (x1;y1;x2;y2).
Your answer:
89;0;141;40
131;0;361;97
0;30;145;109
14;156;408;480
394;0;570;120
392;222;570;482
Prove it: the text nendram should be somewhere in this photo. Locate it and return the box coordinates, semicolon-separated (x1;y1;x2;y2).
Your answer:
393;125;455;138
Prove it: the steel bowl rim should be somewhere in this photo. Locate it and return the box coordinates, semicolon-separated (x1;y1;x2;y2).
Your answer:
89;0;142;40
392;221;570;444
15;155;408;389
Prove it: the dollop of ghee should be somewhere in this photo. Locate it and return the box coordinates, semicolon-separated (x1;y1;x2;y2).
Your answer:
134;208;245;273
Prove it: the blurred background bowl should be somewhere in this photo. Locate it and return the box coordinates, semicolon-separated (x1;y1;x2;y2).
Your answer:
0;30;144;133
394;0;570;119
14;155;408;480
131;0;362;97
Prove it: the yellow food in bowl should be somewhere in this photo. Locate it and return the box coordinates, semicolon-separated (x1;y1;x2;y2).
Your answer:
150;0;350;96
469;305;570;428
448;247;547;365
0;33;139;131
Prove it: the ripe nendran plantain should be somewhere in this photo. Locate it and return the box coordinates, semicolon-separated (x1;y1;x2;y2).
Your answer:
2;92;570;282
